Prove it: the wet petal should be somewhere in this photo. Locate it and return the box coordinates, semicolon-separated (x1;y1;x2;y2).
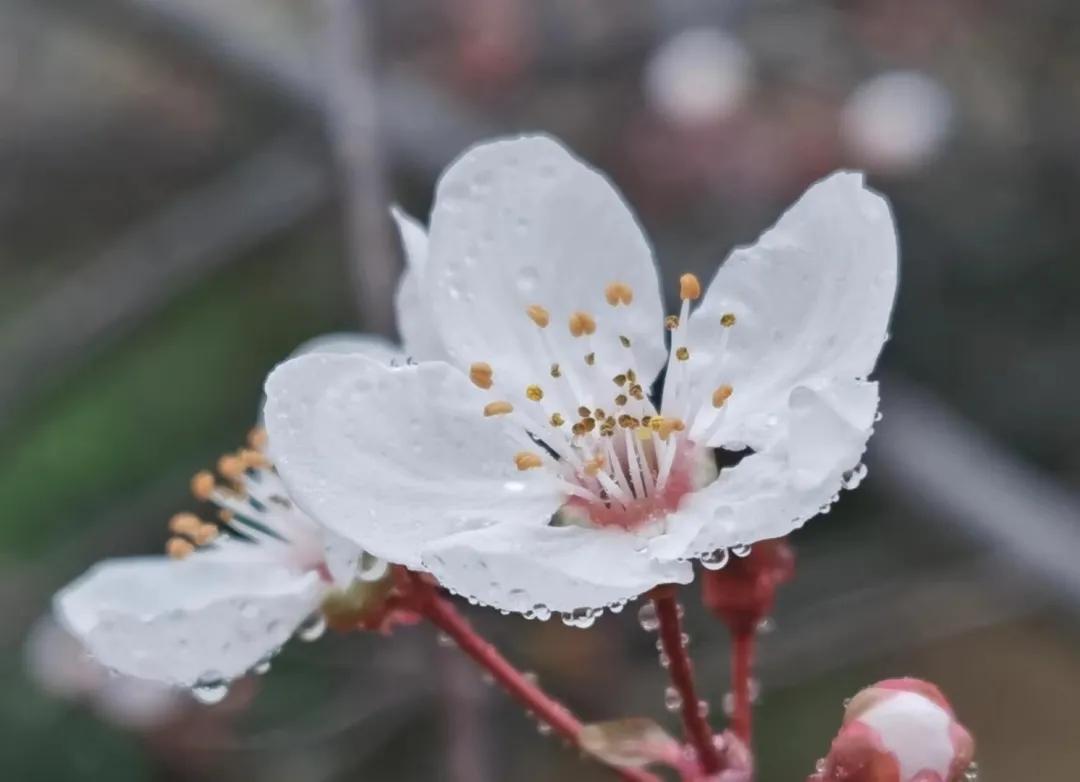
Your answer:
685;172;896;449
54;557;324;688
425;135;667;409
422;523;691;615
264;354;563;569
392;207;445;361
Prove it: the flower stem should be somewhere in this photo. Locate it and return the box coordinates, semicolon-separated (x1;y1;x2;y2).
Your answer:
729;627;755;746
651;588;722;775
415;583;660;782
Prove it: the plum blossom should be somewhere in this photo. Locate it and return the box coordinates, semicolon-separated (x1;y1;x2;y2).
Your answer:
53;425;389;696
264;134;897;619
815;678;975;782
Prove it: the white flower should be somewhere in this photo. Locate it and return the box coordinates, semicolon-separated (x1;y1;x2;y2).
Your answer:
264;135;897;619
53;337;394;693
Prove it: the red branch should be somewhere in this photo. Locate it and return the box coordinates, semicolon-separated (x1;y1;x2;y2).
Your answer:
729;629;755;745
412;581;660;782
651;588;722;775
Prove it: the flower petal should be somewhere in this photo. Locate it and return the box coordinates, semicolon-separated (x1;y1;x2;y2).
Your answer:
422;523;692;615
264;353;563;569
666;379;878;556
685;172;896;449
54;557;324;688
391;207;445;361
425;135;667;406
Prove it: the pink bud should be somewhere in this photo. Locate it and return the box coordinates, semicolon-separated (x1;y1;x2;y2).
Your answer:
817;678;974;782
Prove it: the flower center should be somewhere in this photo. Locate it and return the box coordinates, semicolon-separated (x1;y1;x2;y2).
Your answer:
469;274;737;532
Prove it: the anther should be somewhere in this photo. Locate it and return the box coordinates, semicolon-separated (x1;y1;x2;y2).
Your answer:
618;414;637;428
584;352;596;366
604;281;634;306
167;537;195;559
469;362;494;389
169;512;202;536
613;373;627;387
626;369;637;383
581;417;597;433
584;454;606;476
665;315;680;331
526;305;550;328
550;412;565;427
629;383;645;400
615;393;628;406
578;406;591;418
675;346;690;361
550;363;562;378
194;524;220;545
619;335;631;347
712;384;734;407
247;427;268;451
217;453;245;481
239;448;269;469
191;471;216;501
514;452;544;471
594;408;606;420
721;312;737;328
568;311;597;337
525;384;544;402
679;273;702;301
484;401;514;417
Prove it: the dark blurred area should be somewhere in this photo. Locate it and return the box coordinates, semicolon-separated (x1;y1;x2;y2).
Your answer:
3;0;1080;779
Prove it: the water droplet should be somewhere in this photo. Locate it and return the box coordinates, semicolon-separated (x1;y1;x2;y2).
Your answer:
537;721;553;736
253;659;271;675
531;604;552;621
680;632;690;647
722;692;735;716
523;671;539;685
436;632;454;648
658;651;670;669
841;463;869;490
192;674;229;705
815;758;827;774
637;602;659;632
664;686;683;712
731;543;751;558
842;697;853;709
701;548;730;570
757;617;775;634
298;614;326;642
561;608;597;628
964;762;979;781
697;700;710;717
515;266;540;293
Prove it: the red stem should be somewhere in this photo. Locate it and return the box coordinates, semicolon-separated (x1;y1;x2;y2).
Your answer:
416;585;660;782
652;590;722;775
729;628;755;746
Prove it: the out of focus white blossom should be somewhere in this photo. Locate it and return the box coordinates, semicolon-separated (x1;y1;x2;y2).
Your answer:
643;28;752;125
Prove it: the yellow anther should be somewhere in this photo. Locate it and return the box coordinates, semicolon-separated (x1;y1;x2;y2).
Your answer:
613;373;627;387
239;448;270;469
166;537;195;559
584;352;596;366
191;471;216;501
619;335;631;348
169;512;202;536
594;408;606;420
581;417;597;433
679;273;702;301
514;451;543;471
604;281;634;306
550;363;562;378
469;362;494;389
712;384;734;407
615;393;628;406
578;406;592;417
635;426;652;441
721;312;737;328
568;311;597;337
526;305;550;328
484;401;514;417
629;383;645;400
650;416;685;441
194;523;220;545
641;415;653;427
218;509;234;523
247;427;268;451
618;414;637;428
217;453;245;481
550;412;566;427
584;454;606;476
665;315;680;331
626;369;637;383
572;422;586;436
675;346;690;361
525;384;544;402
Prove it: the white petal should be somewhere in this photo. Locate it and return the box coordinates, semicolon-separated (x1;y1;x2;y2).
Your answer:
392;207;445;361
425;135;667;405
264;354;563;569
685;172;896;448
54;557;324;688
861;692;954;780
422;523;692;615
670;379;878;555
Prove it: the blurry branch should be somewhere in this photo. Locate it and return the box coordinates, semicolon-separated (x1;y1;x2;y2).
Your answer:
0;137;327;421
872;375;1080;607
319;0;398;335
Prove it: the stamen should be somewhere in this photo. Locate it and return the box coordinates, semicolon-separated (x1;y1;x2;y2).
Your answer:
168;512;202;536
712;384;734;407
721;312;737;328
247;427;268;451
550;412;565;427
484;401;514;417
514;451;544;471
217;453;245;481
550;363;561;378
526;305;550;328
584;454;606;476
675;346;690;361
469;362;494;389
194;524;220;545
629;383;645;400
679;273;702;301
568;311;597;337
665;315;680;331
613;373;627;387
604;281;634;306
525;384;544;402
191;471;216;501
584;352;596;366
166;537;195;559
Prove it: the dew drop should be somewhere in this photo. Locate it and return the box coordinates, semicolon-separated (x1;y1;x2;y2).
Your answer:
731;543;751;558
964;762;979;781
515;266;540;293
664;686;683;712
701;548;730;571
658;650;670;669
537;721;553;736
298;614;327;642
815;758;827;774
757;617;775;634
561;608;597;628
697;700;710;717
252;659;271;675
637;602;660;632
436;632;455;648
841;463;869;490
722;691;735;716
192;674;229;705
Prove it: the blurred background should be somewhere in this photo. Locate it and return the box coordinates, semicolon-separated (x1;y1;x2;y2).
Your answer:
3;0;1080;779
